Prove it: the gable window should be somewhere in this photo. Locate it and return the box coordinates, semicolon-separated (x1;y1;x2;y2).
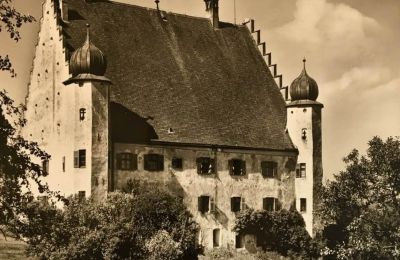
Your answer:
144;154;164;171
300;198;307;212
79;108;86;121
171;157;183;170
196;157;215;175
263;197;281;212
231;197;246;212
296;163;306;178
261;161;277;178
116;153;137;171
229;159;246;176
74;149;86;168
42;159;49;174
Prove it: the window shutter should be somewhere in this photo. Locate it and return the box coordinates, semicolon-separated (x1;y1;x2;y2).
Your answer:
241;160;246;175
144;154;149;171
74;151;78;168
273;162;278;177
275;199;282;211
230;197;235;212
228;160;233;175
132;154;138;171
204;196;210;212
241;197;246;210
209;159;215;174
196;158;202;174
210;197;215;213
158;155;164;171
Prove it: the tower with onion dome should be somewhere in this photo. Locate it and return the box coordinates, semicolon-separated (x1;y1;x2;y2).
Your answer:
286;59;323;236
64;24;111;201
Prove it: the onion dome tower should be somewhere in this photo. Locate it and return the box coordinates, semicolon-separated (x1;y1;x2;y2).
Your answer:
63;24;111;202
286;58;323;237
64;24;110;85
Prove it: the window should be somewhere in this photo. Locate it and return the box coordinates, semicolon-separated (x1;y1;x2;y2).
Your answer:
144;154;164;171
62;156;65;172
263;197;281;212
301;128;307;140
196;157;215;175
231;197;246;212
78;191;86;202
116;153;137;171
171;157;183;170
235;234;244;248
42;160;49;174
229;159;246;176
213;229;220;248
300;198;307;212
296;163;306;178
198;195;211;213
261;161;277;178
79;108;86;121
74;149;86;168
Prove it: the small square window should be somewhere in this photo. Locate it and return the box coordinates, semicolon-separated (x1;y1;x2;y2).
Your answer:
261;161;277;178
229;159;246;176
300;198;307;212
144;154;164;172
296;163;306;178
196;157;215;175
117;153;137;171
171;158;183;170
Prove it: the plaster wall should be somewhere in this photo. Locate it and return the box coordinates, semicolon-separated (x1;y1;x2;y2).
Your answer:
22;0;92;198
113;143;297;249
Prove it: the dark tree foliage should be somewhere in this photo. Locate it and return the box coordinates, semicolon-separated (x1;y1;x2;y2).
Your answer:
0;0;35;76
234;209;318;258
19;182;200;260
0;90;61;238
320;136;400;259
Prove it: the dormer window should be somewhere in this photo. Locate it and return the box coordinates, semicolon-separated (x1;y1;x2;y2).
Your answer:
229;159;246;176
79;108;86;121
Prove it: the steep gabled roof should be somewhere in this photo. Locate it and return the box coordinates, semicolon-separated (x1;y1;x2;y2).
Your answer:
62;0;295;151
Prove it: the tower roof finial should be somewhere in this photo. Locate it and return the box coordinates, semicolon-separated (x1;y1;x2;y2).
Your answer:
86;23;90;43
303;57;306;70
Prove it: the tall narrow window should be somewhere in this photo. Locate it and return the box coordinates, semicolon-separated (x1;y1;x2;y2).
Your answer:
62;156;65;172
213;229;220;248
79;108;86;121
231;197;242;212
229;159;246;176
235;234;244;248
263;197;281;212
300;198;307;212
116;153;137;171
74;149;86;168
261;161;277;178
196;157;215;175
198;196;210;213
42;160;49;174
144;154;164;171
296;163;306;178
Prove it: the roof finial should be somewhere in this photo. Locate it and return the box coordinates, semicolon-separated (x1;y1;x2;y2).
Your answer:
303;57;306;70
86;23;90;43
155;0;160;11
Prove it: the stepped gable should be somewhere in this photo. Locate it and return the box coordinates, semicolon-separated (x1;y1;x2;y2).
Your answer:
62;0;295;151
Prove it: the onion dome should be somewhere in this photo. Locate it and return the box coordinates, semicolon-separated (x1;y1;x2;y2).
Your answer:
64;24;110;85
290;58;319;101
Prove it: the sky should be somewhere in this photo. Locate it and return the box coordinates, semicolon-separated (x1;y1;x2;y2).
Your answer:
1;0;399;181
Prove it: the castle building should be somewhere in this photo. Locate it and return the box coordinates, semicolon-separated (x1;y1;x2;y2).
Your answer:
23;0;323;249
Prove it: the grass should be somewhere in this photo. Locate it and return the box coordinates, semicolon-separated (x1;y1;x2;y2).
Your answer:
0;236;37;260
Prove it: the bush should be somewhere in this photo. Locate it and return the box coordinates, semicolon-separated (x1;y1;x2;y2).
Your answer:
20;183;200;260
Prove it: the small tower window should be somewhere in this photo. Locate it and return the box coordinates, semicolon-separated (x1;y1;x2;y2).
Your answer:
261;161;277;178
229;159;246;176
300;198;307;212
196;157;215;175
79;108;86;121
296;163;306;178
62;156;66;172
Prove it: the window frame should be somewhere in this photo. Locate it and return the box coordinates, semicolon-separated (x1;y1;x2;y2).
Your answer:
74;149;86;168
296;163;306;178
144;154;164;172
79;108;86;121
300;198;307;212
198;195;210;213
261;161;277;178
116;153;137;171
263;197;281;212
229;159;246;176
196;157;215;175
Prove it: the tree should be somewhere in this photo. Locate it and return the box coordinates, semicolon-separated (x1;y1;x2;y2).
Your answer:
233;209;317;258
1;0;35;76
19;183;200;260
320;136;400;259
0;90;60;238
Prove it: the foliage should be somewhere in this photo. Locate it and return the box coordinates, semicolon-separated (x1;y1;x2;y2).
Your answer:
320;136;400;259
19;184;200;260
204;247;234;259
0;0;35;76
233;209;316;258
0;90;61;238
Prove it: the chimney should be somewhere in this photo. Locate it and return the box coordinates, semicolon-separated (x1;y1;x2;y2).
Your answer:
205;0;219;28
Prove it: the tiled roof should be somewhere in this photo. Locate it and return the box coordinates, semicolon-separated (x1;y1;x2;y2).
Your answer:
62;0;295;151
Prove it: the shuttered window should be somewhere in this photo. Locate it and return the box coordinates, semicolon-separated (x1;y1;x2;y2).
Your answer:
144;154;164;171
229;159;246;176
116;153;137;171
74;149;86;168
296;163;306;178
263;197;281;212
261;161;277;178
